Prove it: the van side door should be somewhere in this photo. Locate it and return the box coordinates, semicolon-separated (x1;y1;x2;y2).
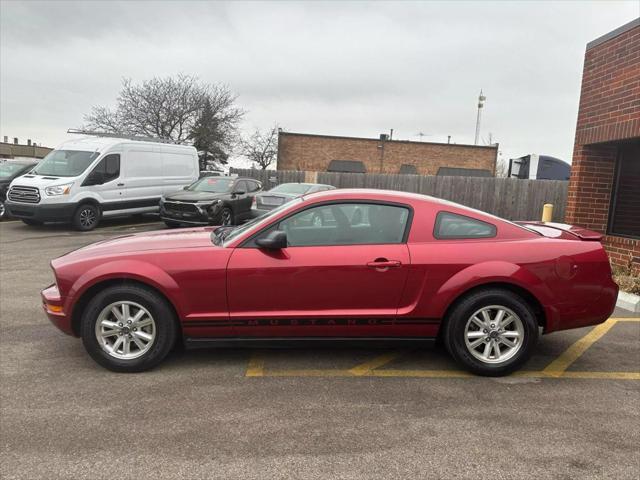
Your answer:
82;153;124;207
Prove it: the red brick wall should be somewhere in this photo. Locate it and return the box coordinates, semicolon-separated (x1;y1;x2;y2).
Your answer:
277;133;497;176
566;20;640;270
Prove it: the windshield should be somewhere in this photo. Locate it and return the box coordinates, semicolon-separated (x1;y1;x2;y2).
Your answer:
0;163;31;178
188;177;234;193
270;183;311;195
33;150;99;177
214;198;304;246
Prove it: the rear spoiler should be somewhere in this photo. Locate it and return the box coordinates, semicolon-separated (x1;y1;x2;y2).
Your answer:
515;221;604;241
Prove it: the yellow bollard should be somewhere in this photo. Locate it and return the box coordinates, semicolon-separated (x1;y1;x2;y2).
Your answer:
542;203;554;222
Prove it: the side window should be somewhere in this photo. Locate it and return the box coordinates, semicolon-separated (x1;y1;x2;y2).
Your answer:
86;154;120;184
103;154;120;182
434;212;496;239
248;181;260;192
235;180;248;193
278;203;410;247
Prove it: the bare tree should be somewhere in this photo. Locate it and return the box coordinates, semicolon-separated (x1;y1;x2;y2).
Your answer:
495;156;509;177
83;75;243;146
241;125;279;170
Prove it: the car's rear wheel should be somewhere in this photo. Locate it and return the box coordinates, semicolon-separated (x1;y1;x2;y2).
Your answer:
443;289;538;376
80;285;177;372
73;203;100;231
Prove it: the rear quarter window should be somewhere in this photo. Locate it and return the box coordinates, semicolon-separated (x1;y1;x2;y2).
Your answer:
434;211;497;239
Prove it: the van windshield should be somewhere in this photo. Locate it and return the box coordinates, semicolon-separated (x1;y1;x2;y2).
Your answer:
32;150;99;177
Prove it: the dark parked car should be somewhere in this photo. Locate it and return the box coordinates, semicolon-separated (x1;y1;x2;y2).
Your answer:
160;176;262;227
0;159;38;219
251;182;335;217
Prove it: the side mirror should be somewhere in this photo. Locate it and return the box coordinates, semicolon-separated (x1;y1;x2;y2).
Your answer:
255;230;287;249
183;186;189;190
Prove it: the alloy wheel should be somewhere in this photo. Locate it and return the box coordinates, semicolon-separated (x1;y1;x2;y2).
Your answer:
95;301;156;360
463;305;524;364
79;207;97;229
221;209;232;225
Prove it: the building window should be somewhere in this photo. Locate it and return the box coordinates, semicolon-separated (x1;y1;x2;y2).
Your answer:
399;164;418;175
327;160;366;173
608;142;640;239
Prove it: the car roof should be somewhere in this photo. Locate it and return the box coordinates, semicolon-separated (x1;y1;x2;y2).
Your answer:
275;182;333;187
301;188;505;220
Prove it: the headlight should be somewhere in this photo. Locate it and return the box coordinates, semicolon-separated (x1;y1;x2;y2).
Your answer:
45;183;73;196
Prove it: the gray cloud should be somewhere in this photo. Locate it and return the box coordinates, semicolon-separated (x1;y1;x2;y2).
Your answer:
1;0;638;166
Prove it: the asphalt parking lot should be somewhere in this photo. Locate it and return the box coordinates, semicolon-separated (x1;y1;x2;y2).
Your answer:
1;218;638;480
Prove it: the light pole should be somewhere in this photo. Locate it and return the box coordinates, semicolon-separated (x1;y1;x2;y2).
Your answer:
474;90;486;145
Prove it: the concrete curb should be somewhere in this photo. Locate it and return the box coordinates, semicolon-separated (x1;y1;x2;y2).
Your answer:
616;291;640;313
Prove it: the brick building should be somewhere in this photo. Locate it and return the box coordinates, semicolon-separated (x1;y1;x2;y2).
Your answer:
565;18;640;271
277;131;498;176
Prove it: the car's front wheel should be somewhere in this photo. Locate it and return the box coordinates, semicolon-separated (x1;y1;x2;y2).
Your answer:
443;288;539;376
220;207;233;226
81;285;178;372
73;203;100;231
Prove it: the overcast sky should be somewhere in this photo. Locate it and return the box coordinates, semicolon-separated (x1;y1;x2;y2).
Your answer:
1;1;638;167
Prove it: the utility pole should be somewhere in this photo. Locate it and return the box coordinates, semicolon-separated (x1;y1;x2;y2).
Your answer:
474;89;486;145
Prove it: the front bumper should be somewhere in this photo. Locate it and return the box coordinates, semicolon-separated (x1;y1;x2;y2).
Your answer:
41;284;74;336
5;200;76;223
160;201;223;225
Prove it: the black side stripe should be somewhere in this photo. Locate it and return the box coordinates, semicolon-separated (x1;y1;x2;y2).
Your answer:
183;318;441;328
102;198;161;211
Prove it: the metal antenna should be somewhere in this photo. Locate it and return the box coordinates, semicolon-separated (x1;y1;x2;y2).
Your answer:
67;129;174;144
474;90;486;145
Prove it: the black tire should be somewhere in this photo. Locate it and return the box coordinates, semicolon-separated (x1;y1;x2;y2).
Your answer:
164;220;182;229
80;284;178;373
73;203;100;231
220;207;234;226
443;288;539;376
21;219;43;226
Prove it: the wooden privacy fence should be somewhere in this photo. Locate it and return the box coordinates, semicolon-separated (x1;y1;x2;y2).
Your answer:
229;168;568;222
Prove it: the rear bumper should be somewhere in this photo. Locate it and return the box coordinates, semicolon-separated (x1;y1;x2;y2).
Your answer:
41;284;74;336
545;280;619;333
5;201;76;223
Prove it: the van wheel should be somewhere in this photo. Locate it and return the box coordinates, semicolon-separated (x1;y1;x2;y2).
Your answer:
443;288;538;376
21;219;43;226
73;203;100;231
80;284;177;372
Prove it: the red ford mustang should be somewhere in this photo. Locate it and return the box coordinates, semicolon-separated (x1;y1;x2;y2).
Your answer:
42;189;618;375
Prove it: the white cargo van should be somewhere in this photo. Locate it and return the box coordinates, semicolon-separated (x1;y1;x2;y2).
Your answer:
5;134;198;230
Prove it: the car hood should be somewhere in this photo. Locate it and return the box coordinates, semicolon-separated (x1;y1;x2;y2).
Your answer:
164;190;228;202
61;227;220;260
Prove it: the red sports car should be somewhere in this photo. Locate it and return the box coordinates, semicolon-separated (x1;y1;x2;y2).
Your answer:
42;189;618;375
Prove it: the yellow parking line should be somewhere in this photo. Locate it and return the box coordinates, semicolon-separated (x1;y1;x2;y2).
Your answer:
245;316;640;379
348;351;405;376
245;352;265;377
542;319;619;377
559;371;640;380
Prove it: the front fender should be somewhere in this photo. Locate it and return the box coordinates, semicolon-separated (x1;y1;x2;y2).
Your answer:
64;259;186;321
431;261;555;319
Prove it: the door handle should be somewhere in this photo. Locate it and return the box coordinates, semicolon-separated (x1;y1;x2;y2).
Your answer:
117;183;125;187
366;259;402;269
